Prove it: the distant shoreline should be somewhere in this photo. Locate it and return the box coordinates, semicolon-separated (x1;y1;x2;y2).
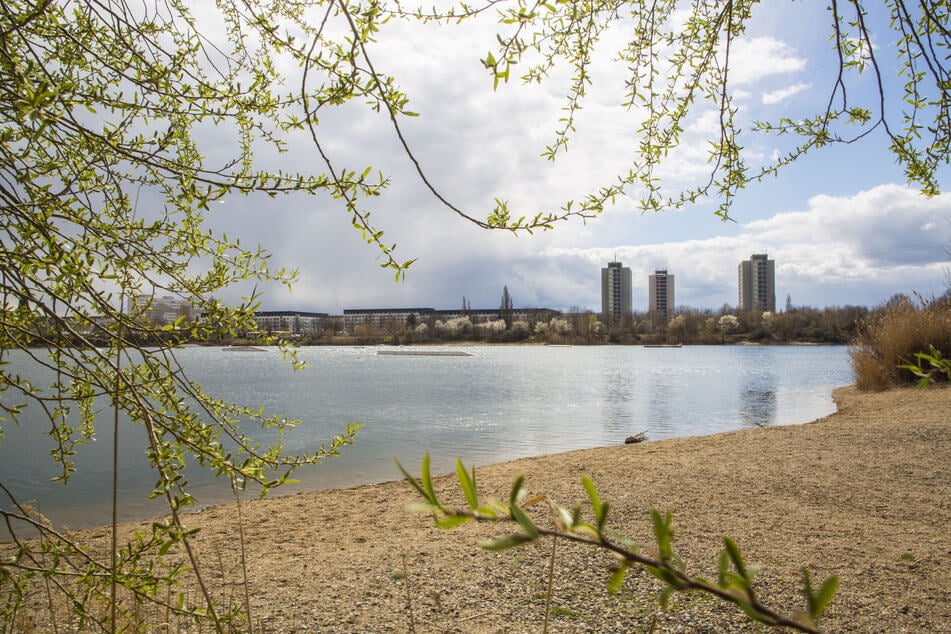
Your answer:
203;339;847;347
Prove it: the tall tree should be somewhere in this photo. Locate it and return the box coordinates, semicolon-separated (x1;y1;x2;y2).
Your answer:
500;286;514;329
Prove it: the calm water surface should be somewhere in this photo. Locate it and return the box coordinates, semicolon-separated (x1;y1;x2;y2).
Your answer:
0;345;851;530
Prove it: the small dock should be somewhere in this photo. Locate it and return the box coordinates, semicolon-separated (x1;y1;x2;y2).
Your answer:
377;350;474;357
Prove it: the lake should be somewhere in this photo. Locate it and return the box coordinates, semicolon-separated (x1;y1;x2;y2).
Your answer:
0;344;852;532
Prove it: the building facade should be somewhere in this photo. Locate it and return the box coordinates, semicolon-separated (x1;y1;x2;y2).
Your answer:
254;310;329;336
343;307;558;331
601;261;633;324
128;294;195;326
648;269;675;321
343;308;437;332
738;254;776;312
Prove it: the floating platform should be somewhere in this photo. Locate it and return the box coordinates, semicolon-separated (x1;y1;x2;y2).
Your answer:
377;350;473;357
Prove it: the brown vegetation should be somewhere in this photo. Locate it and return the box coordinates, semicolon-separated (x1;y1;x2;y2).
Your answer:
850;295;951;390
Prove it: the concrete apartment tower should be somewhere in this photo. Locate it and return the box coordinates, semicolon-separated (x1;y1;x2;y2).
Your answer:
601;261;633;325
648;269;675;321
738;254;776;312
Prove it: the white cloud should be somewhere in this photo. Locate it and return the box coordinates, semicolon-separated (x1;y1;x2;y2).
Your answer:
762;82;811;104
730;37;807;85
190;7;948;316
747;184;950;266
231;182;949;314
542;185;951;310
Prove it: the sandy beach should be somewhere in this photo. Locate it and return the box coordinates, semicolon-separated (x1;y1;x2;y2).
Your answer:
21;385;951;632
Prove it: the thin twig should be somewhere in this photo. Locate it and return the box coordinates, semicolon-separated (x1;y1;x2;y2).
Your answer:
543;536;557;634
402;554;416;633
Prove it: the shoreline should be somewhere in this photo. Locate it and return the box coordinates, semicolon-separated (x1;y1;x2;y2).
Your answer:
13;385;951;632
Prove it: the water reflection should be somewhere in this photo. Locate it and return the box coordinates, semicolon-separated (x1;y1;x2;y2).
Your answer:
646;368;675;438
600;362;636;438
739;369;778;428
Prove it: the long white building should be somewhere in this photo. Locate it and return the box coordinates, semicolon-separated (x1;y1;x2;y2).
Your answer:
254;310;329;335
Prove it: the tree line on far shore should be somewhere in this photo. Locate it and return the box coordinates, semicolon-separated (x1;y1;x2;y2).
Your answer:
280;295;941;347
9;292;948;350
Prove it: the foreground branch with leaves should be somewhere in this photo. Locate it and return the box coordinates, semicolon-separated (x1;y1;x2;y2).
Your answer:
0;0;368;628
2;0;944;630
899;345;951;388
397;455;839;634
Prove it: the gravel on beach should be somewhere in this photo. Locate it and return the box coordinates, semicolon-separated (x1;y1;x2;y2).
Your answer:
13;385;951;633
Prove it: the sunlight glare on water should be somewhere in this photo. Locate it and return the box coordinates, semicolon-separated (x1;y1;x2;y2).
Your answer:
0;344;851;530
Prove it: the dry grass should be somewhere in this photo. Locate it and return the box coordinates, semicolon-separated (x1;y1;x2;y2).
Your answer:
850;296;951;391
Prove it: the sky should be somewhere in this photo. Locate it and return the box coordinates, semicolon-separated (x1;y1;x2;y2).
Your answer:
201;1;950;315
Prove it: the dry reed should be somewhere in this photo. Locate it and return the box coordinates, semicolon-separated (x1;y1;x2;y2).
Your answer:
850;296;951;391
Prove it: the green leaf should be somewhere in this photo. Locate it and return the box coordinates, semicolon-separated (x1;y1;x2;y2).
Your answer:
582;476;603;528
510;502;539;539
434;513;472;529
420;453;436;503
556;505;574;530
651;510;674;560
480;534;534;551
605;527;639;552
802;567;814;601
658;585;675;610
645;564;682;589
475;504;500;518
405;501;442;514
735;598;771;624
509;474;525;507
456;458;478;510
814;576;840;618
718;550;729;586
394;457;431;503
607;563;627;594
803;569;839;620
572;521;599;540
723;537;750;582
598;501;610;532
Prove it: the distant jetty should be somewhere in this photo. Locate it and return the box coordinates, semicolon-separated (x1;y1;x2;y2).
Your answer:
377;350;473;357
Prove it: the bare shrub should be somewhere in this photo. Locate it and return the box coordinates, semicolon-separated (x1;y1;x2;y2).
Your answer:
850;296;951;391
